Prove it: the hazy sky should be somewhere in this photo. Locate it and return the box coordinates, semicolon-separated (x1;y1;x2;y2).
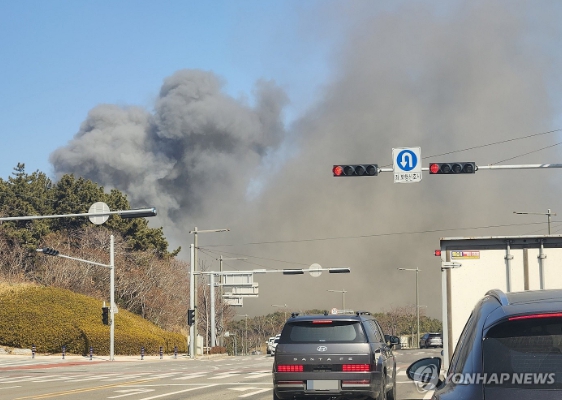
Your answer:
3;1;562;320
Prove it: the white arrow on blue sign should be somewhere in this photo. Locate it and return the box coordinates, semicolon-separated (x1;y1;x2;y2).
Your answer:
392;147;422;183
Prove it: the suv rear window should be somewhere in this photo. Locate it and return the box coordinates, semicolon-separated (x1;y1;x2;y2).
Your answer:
280;320;367;343
483;316;562;387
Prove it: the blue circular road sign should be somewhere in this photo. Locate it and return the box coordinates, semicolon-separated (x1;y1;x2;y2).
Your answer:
396;150;418;172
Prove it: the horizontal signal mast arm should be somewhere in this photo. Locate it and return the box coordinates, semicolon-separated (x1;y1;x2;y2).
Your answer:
377;164;562;173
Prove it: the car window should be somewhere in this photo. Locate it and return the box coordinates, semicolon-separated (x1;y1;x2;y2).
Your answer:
483;316;562;387
449;311;478;376
280;320;367;343
364;320;383;343
374;321;386;342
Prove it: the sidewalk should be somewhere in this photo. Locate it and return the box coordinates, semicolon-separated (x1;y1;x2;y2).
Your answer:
0;351;230;362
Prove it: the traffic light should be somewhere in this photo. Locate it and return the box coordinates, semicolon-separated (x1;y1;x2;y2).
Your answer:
188;309;195;326
429;162;476;174
102;306;109;325
332;164;378;177
42;247;60;256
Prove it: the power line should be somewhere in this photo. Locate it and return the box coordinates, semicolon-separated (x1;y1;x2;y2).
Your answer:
380;128;562;168
491;140;562;165
203;221;553;247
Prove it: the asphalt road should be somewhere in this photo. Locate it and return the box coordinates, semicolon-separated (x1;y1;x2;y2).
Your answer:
0;348;442;400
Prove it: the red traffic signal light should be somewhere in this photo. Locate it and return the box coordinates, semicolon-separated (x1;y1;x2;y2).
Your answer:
429;162;476;174
333;164;378;177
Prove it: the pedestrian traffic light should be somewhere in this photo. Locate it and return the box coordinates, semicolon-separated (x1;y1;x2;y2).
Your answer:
42;247;60;256
429;162;476;174
332;164;378;177
102;306;109;325
188;309;195;326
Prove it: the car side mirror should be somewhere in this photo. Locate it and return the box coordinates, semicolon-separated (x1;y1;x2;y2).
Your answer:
406;357;443;389
384;335;401;347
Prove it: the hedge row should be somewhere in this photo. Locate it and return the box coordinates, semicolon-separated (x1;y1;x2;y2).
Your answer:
0;284;186;355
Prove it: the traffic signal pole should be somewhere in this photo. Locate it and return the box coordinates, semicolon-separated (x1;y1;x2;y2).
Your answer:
189;244;195;359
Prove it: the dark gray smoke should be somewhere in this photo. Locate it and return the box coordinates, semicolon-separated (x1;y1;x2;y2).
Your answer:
51;1;562;318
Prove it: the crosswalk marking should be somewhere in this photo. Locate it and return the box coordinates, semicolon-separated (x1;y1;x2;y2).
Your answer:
173;372;208;380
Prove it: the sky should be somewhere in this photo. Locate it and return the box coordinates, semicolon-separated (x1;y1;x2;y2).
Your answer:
2;0;562;321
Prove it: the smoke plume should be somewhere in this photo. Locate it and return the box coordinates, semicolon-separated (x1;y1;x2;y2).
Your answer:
51;1;562;318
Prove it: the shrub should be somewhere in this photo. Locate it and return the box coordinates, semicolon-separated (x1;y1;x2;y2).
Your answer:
0;284;186;355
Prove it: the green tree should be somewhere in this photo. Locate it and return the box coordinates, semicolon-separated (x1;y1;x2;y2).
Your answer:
0;164;53;250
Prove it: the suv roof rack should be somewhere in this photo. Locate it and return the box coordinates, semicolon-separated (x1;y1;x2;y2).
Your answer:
355;311;372;316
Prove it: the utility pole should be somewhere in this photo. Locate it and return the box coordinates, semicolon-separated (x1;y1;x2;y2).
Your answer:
513;209;556;234
398;267;420;348
237;314;249;355
189;227;229;356
218;255;247;346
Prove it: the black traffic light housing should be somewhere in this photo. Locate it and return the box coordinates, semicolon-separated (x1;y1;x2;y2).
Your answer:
429;162;476;174
188;309;195;326
333;164;378;177
42;248;60;256
102;306;109;325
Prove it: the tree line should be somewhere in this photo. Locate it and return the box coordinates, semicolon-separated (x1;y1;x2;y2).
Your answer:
0;163;440;349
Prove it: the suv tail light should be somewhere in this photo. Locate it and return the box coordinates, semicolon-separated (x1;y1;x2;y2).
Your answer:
509;312;562;321
277;364;304;372
342;364;371;372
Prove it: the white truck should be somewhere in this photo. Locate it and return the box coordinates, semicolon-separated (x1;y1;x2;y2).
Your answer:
437;234;562;369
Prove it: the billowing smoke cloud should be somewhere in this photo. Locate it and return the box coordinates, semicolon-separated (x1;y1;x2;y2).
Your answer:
51;2;562;318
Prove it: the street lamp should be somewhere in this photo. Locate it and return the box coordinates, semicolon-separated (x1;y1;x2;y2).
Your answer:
37;235;117;361
20;203;157;361
513;209;556;234
327;289;347;312
0;207;157;222
398;267;420;348
272;304;288;319
188;227;229;359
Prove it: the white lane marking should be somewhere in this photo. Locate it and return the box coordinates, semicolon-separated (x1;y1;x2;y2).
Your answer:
423;390;435;399
239;388;271;397
245;372;272;379
104;374;149;381
70;375;112;381
173;372;208;380
0;376;34;383
108;388;154;398
0;386;21;390
138;384;218;400
209;372;238;379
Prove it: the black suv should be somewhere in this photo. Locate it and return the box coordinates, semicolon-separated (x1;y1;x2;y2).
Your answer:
407;288;562;399
273;311;399;400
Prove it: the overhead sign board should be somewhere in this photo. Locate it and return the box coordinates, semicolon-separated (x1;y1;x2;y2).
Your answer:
223;296;243;306
392;147;422;183
223;273;254;286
